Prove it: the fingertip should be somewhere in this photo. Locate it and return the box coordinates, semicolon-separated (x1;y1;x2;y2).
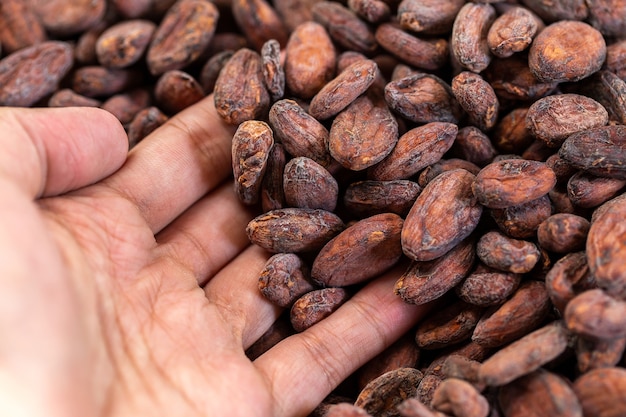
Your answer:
45;106;129;195
7;106;130;197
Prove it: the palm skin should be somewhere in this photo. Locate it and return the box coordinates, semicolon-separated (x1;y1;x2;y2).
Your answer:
0;96;427;417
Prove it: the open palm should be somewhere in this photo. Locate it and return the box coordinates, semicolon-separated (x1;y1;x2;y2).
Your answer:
0;96;427;417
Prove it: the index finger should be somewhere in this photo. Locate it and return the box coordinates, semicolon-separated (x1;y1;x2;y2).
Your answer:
100;94;236;233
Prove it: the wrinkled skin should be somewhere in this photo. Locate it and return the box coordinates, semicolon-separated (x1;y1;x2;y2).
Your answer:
0;95;427;417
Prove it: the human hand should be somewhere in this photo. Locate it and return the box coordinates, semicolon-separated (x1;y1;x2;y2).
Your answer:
0;96;427;417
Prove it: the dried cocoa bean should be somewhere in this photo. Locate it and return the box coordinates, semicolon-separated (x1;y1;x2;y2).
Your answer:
355;368;424;417
478;321;572;387
573;367;626;417
369;123;458;181
246;208;345;253
311;213;404;287
528;20;606;83
309;59;378;121
476;231;540;274
0;41;73;106
471;280;551;348
283;156;338;211
146;0;219;75
343;180;421;219
290;287;349;332
395;238;475;306
472;159;557;209
402;169;482;262
258;253;315;308
329;94;399;171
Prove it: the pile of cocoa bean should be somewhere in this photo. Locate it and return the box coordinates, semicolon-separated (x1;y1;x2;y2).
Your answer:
2;1;626;416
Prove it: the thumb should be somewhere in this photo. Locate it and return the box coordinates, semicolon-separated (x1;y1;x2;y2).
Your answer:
0;106;128;198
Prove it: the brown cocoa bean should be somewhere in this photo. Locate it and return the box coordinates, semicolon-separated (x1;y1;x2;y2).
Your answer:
451;71;499;132
231;0;288;51
450;2;496;73
101;88;152;124
478;321;572;387
476;231;540;274
573;367;626;417
567;171;626;209
355;368;424;417
259;253;315;308
29;0;105;36
487;6;541;58
127;106;169;147
586;0;626;38
283;21;337;99
398;398;447;417
290;287;349;332
520;0;588;22
283;156;338;211
564;288;626;340
560;125;626;180
312;1;377;55
415;300;483;350
489;194;553;239
199;50;233;94
311;213;404;287
471;280;551;348
329;94;399;171
0;41;73;106
544;251;595;315
526;94;609;148
232;120;274;206
154;70;204;115
375;23;449;71
587;193;626;299
48;89;101;108
384;73;462;125
96;19;156;69
397;0;465;35
246;208;345;254
576;335;626;373
0;0;47;54
528;20;606;83
347;0;390;24
472;159;557;209
417;159;481;188
269;99;331;168
369;122;458;181
308;59;378;121
71;66;140;98
395;238;475;306
455;265;521;307
431;378;489;417
261;39;284;102
146;0;219;75
449;127;497;168
343;180;422;219
214;48;270;125
402;169;482;262
537;213;590;254
498;369;583;417
491;107;535;154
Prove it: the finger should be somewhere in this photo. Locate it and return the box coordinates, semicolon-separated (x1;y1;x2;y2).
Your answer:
101;94;236;233
0;106;128;198
155;181;257;286
203;245;281;349
254;266;432;417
